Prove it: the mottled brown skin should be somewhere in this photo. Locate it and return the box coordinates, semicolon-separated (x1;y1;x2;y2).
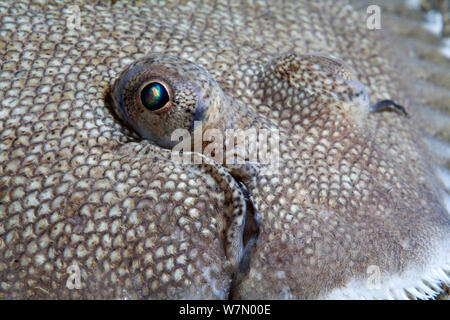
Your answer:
0;0;449;299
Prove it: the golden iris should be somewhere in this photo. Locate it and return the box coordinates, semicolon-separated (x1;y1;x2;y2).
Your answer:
140;82;170;111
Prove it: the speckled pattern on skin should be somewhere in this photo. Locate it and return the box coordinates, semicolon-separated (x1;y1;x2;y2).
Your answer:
0;0;449;299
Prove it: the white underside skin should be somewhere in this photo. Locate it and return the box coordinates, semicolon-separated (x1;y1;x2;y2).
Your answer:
322;239;450;300
323;159;450;299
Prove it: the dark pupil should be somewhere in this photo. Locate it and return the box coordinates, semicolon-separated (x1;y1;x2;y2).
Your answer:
140;82;169;111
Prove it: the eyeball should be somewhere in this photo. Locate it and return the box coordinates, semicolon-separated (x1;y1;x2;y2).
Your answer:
111;54;226;148
139;81;172;113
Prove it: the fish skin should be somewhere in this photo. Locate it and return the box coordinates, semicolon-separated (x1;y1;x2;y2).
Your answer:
0;0;449;299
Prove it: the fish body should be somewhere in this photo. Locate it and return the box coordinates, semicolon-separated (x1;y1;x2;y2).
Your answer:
0;0;449;299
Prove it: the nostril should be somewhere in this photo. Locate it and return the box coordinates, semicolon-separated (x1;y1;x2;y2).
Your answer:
370;99;409;116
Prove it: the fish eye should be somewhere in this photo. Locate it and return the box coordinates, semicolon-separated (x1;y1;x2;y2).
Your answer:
139;81;172;112
111;54;221;148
